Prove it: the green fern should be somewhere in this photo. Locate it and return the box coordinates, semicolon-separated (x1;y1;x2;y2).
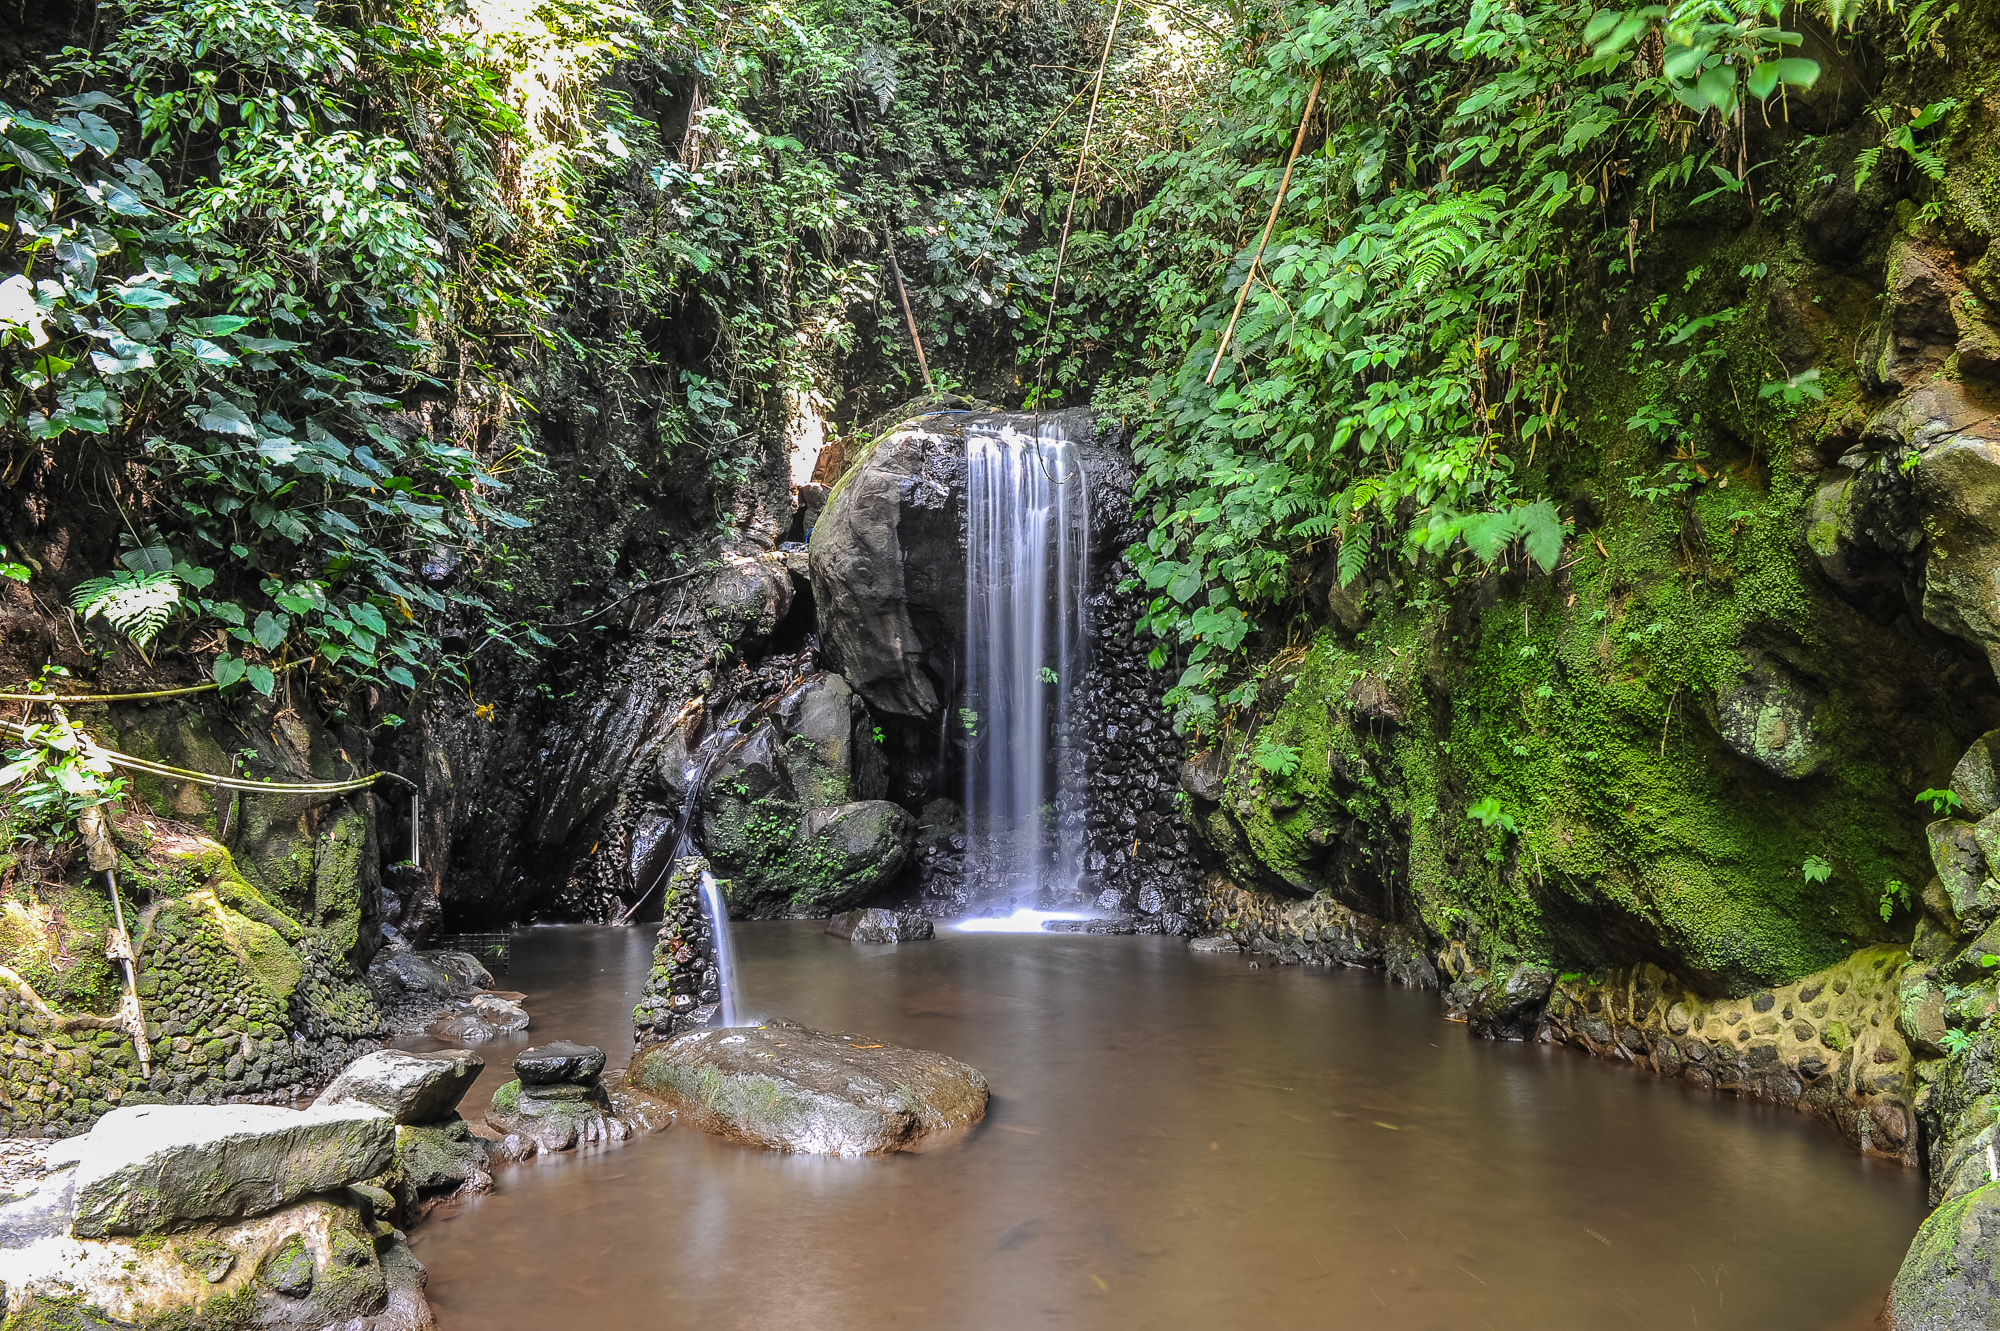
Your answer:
70;569;182;650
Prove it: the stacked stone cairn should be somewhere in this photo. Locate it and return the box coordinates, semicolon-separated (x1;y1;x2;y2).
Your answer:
484;1041;631;1155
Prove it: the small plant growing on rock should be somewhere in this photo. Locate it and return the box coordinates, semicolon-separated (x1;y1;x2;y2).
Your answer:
1251;736;1301;778
1941;1029;1976;1057
1467;796;1520;836
1918;788;1965;816
1801;855;1833;885
1879;879;1912;922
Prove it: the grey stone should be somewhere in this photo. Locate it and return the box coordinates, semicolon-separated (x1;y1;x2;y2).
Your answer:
775;671;878;807
624;1019;988;1155
424;949;496;993
313;1048;483;1125
1885;1181;2000;1329
1713;653;1826;779
1911;400;2000;675
514;1041;606;1086
484;1078;629;1155
1180;748;1230;802
1188;934;1242;953
376;951;465;999
704;544;794;646
827;908;934;943
68;1103;395;1237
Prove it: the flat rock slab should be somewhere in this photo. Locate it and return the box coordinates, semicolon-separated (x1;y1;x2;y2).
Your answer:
65;1103;394;1237
314;1048;483;1124
625;1018;987;1155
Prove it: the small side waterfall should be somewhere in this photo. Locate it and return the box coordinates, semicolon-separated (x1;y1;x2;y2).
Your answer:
963;418;1090;913
626;729;742;1026
697;870;740;1025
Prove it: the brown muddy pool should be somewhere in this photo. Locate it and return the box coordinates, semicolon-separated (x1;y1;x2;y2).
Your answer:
405;923;1924;1329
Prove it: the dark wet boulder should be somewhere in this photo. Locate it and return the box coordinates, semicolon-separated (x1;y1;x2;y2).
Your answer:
704;544;794;646
624;1019;988;1155
1180;748;1230;802
808;422;966;721
514;1040;607;1086
314;1048;483;1125
775;671;883;806
827;908;933;943
1447;964;1556;1040
1885;1181;2000;1329
784;801;916;914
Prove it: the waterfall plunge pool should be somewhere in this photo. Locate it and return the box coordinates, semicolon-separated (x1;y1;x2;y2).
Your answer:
407;923;1923;1329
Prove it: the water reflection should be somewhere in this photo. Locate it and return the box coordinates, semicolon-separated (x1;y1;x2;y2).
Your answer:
412;924;1922;1330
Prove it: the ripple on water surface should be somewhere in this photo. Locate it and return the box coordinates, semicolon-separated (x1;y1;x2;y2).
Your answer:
407;923;1925;1331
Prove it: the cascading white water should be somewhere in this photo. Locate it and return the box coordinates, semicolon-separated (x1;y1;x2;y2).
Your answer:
697;870;740;1026
963;418;1089;915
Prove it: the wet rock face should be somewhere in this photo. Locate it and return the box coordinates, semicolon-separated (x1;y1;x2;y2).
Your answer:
623;1019;988;1155
1884;1181;2000;1330
808;420;967;722
1069;565;1207;932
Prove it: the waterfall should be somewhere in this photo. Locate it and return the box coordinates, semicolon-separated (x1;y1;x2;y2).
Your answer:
697;870;740;1026
963;418;1090;913
624;730;743;1027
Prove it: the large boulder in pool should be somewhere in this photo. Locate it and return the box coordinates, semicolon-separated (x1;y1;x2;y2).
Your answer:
1885;1180;2000;1328
623;1019;988;1154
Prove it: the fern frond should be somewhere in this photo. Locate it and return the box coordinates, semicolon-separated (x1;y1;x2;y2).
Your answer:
71;569;182;650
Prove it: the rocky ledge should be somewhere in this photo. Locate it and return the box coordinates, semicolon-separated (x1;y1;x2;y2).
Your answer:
622;1019;988;1155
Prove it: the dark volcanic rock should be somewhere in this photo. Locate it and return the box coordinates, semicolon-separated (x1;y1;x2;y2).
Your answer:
513;1041;608;1086
827;908;934;943
623;1019;988;1154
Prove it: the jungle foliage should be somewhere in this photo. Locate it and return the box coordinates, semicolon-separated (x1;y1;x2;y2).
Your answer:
1073;0;1962;729
0;0;1094;704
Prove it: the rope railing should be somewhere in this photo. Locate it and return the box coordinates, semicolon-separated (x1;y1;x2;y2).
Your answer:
0;682;220;704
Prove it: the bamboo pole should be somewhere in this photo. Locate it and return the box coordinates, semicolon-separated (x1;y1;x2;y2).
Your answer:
1204;69;1325;386
1032;0;1127;402
884;227;935;395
